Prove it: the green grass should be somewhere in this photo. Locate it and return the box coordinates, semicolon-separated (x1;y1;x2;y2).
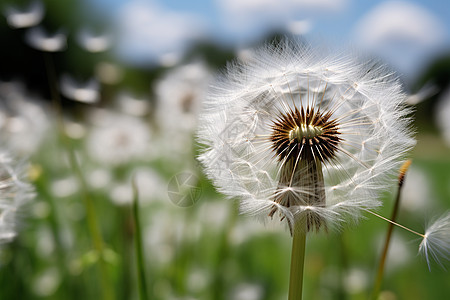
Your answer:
1;125;450;300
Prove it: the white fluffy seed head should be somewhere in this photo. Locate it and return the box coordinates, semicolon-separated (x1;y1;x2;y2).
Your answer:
419;212;450;270
197;39;415;231
0;153;35;244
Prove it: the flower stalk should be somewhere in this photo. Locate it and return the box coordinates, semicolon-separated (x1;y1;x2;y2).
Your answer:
288;217;307;300
131;176;149;300
372;160;412;299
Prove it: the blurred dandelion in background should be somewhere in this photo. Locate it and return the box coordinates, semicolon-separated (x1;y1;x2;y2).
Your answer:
25;26;67;52
0;153;35;244
61;74;100;104
154;61;211;165
60;74;100;104
76;28;112;53
3;0;44;29
0;81;50;156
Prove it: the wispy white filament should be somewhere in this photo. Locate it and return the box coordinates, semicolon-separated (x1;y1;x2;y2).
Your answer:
198;39;415;230
419;212;450;270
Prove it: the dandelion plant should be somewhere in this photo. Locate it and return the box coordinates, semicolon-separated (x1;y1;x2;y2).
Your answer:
198;39;417;299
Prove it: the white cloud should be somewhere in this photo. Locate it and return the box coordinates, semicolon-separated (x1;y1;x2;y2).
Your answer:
219;0;347;15
353;1;447;79
115;1;205;64
216;0;348;41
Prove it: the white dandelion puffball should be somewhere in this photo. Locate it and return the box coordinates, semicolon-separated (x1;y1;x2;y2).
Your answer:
198;40;415;231
0;153;35;244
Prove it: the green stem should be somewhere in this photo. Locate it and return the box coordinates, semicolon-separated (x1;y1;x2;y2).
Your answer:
131;177;149;300
288;218;307;300
371;161;410;300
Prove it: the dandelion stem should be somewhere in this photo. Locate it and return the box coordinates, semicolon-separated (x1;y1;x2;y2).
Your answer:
131;176;149;300
370;160;420;299
288;217;307;300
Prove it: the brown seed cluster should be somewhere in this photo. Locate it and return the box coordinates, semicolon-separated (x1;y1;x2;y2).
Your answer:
270;106;341;164
269;105;341;232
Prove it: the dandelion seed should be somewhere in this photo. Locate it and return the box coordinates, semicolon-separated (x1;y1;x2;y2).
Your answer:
419;212;450;270
198;39;415;232
60;74;100;104
4;0;44;29
25;26;67;52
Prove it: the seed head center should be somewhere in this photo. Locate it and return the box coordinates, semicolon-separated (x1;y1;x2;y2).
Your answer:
289;124;323;142
270;106;341;163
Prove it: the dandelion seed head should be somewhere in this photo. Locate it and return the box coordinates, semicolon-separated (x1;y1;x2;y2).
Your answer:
198;39;415;232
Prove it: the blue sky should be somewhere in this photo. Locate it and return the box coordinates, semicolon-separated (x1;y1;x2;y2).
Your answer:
83;0;450;81
85;0;450;40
